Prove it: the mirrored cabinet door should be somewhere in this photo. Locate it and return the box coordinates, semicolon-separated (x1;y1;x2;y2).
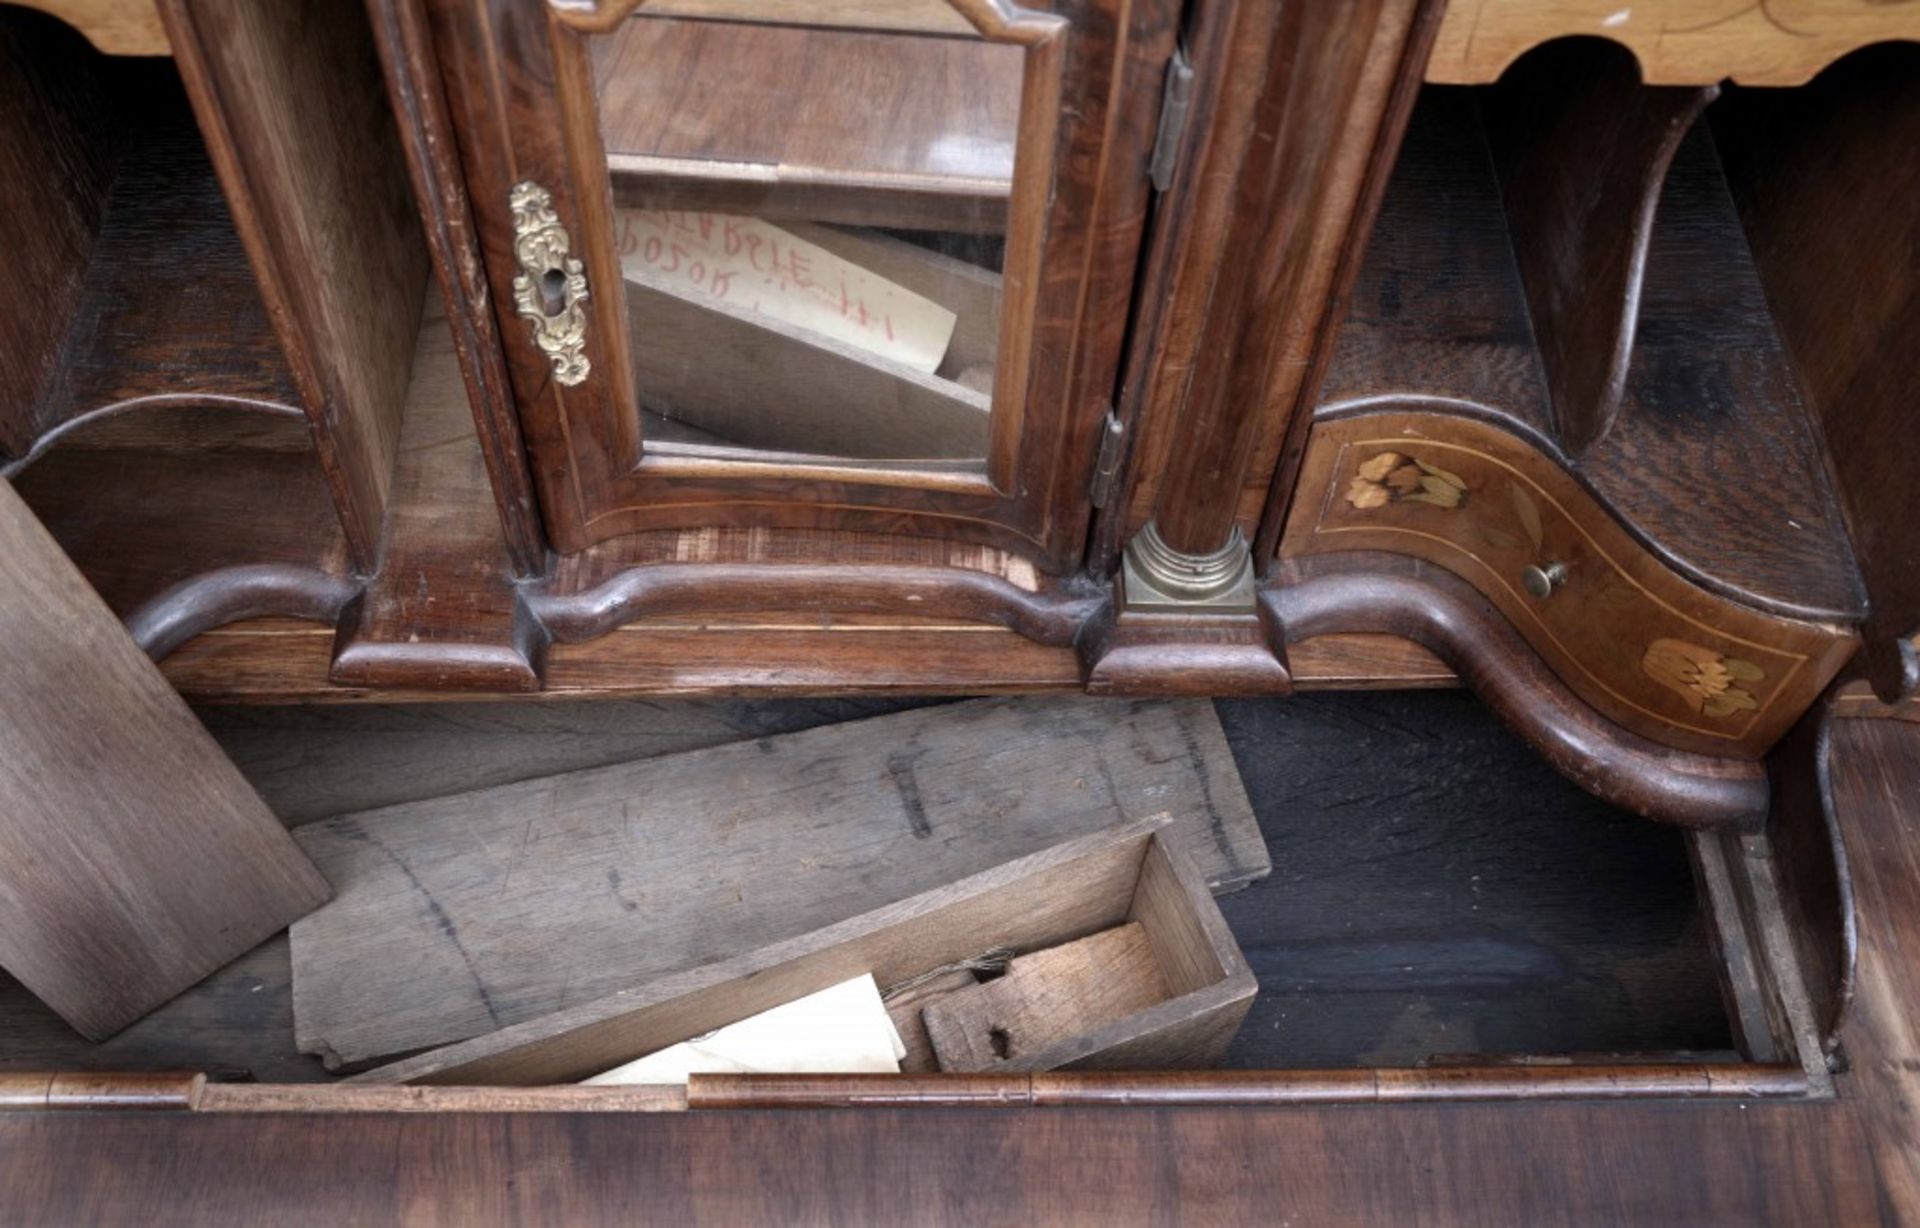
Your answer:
426;0;1178;568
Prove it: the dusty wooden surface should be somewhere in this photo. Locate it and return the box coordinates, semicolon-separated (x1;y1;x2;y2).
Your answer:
1214;689;1732;1065
289;698;1267;1067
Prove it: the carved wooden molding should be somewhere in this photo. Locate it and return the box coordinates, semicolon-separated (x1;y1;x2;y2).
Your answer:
550;0;1062;43
1428;0;1920;86
1269;553;1771;830
125;564;361;661
8;0;169;56
525;561;1102;648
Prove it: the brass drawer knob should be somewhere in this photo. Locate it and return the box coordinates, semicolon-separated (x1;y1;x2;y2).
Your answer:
1522;561;1569;599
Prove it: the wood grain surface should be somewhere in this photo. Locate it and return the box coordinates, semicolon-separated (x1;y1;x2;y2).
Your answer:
1714;46;1920;703
1284;412;1859;758
0;479;329;1040
595;18;1018;231
1428;0;1920;86
0;1089;1888;1223
0;8;119;461
1;48;302;469
1115;0;1438;560
1485;41;1715;455
13;442;352;623
201;696;936;825
327;295;541;692
1269;553;1772;828
290;698;1267;1067
1315;88;1865;624
1826;716;1920;1222
365;0;549;576
159;0;430;572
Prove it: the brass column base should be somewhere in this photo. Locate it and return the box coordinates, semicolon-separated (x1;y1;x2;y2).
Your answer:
1120;520;1258;613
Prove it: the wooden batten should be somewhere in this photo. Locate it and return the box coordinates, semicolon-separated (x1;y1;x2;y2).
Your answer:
682;1063;1810;1109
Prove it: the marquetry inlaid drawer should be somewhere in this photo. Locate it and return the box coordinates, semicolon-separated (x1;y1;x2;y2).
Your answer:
1281;413;1859;758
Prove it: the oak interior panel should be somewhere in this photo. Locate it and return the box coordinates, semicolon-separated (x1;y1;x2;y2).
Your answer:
1213;692;1733;1066
1711;44;1920;701
0;9;299;469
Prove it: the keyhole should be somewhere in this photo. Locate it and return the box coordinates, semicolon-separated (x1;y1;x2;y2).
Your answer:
538;267;568;316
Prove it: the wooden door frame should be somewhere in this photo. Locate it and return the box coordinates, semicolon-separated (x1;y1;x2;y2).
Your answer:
419;0;1178;572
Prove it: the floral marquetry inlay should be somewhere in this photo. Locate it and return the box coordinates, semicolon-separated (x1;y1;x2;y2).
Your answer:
1641;638;1765;717
1345;452;1469;511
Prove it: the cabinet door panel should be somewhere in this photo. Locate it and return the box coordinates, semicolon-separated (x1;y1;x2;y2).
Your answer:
428;0;1176;569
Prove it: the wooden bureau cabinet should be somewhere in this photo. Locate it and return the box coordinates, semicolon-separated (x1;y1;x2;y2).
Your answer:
5;3;1920;1206
4;0;1917;823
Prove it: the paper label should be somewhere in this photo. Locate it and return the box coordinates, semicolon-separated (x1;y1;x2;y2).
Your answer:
616;209;957;373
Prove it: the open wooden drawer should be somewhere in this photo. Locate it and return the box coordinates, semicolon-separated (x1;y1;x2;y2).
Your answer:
0;691;1853;1115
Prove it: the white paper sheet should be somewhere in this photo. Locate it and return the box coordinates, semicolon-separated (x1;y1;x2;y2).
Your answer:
582;973;906;1086
615;209;958;372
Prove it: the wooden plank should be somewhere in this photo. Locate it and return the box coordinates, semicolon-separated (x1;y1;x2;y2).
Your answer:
201;697;939;826
627;264;990;458
0;479;330;1040
290;697;1268;1068
884;967;979;1074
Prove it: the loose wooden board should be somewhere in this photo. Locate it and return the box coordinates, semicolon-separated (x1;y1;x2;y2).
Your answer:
0;480;330;1040
290;698;1266;1068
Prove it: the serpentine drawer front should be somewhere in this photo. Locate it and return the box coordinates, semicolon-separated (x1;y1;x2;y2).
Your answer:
1282;413;1859;758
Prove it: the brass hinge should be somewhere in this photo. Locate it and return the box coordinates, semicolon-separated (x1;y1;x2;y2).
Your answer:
1148;45;1195;193
1089;406;1127;509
